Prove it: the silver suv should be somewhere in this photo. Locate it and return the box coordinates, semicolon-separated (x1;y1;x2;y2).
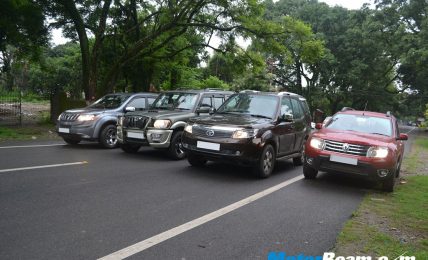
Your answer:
56;92;158;148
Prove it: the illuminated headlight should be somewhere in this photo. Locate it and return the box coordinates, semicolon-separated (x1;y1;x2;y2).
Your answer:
367;146;389;158
232;129;257;139
153;119;171;129
118;116;124;126
184;124;193;134
310;137;325;150
77;114;96;121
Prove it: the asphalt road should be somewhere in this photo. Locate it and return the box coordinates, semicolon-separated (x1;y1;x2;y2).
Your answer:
0;126;416;260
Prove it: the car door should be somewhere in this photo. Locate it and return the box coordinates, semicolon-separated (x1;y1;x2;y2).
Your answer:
290;98;306;152
277;96;296;155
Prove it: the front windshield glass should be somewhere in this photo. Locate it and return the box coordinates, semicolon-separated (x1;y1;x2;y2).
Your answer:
326;114;392;136
151;92;198;111
216;94;279;119
88;94;129;109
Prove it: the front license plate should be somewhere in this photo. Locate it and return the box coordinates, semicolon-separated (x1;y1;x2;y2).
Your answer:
197;141;220;151
58;127;70;133
330;155;358;165
127;131;145;139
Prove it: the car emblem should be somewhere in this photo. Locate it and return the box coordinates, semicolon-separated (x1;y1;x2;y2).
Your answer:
206;130;215;137
342;143;350;152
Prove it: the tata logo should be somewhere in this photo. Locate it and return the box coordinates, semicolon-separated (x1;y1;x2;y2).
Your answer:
206;130;215;137
342;143;350;152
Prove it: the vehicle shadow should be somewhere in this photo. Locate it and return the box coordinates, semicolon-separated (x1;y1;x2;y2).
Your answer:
310;171;378;191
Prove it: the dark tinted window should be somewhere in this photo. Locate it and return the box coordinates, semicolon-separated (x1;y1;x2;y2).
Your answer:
291;98;304;119
88;94;130;109
127;97;146;109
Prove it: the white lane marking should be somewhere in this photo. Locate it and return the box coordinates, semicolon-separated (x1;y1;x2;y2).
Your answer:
405;127;417;135
0;161;88;173
0;144;65;149
98;175;304;260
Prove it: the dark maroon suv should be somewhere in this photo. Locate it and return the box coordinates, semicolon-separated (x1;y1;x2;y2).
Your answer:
182;91;312;178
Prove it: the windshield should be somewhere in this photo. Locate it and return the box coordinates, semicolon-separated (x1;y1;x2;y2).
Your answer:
151;92;198;111
326;114;392;136
216;94;279;119
88;94;129;109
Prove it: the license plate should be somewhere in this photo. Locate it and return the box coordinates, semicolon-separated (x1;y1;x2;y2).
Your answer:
330;155;358;165
127;131;145;139
59;128;70;133
197;141;220;151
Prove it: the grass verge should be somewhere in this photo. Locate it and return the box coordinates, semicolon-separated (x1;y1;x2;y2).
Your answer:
0;124;59;142
334;135;428;259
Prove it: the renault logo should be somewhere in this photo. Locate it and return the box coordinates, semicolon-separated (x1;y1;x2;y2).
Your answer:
206;130;215;137
342;143;350;152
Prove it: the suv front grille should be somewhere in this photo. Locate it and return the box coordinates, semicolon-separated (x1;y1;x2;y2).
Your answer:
124;115;150;129
324;140;369;156
193;125;233;139
60;113;79;121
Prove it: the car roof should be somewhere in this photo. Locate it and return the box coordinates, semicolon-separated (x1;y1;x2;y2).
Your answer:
337;110;393;119
238;90;306;99
163;89;235;94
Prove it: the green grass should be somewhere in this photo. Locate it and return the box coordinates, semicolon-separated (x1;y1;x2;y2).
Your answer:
335;136;428;259
0;125;57;141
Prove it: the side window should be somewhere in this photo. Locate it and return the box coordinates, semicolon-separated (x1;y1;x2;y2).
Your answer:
200;96;212;107
127;97;146;110
300;99;310;116
148;97;156;106
291;98;304;119
281;97;293;115
213;97;224;109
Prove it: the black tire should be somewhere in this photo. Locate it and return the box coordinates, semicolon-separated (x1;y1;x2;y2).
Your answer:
187;153;207;167
254;144;276;178
121;143;141;153
63;137;80;145
303;162;318;179
167;130;186;160
382;174;395;192
99;125;118;149
293;143;305;166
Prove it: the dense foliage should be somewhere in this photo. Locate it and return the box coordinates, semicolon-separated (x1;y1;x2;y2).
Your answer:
0;0;427;119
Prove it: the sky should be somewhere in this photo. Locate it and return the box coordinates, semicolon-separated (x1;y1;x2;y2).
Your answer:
50;0;370;46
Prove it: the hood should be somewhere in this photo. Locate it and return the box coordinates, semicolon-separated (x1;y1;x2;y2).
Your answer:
314;128;394;147
190;114;272;128
65;108;107;114
126;109;194;119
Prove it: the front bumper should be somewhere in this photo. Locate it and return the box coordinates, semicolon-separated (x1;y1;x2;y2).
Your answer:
182;132;263;165
56;121;96;140
305;149;396;181
118;126;173;148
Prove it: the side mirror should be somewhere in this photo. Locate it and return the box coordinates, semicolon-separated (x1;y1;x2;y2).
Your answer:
196;106;213;115
315;123;323;130
125;106;136;112
280;113;294;122
397;133;408;141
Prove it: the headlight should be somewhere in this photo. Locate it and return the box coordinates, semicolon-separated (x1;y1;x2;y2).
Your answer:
153;119;171;129
184;124;193;134
57;113;62;121
310;137;325;150
77;114;96;121
232;129;257;139
118;116;124;126
367;147;389;158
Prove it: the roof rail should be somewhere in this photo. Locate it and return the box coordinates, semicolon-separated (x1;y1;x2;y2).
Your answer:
204;88;224;91
278;91;298;96
239;90;260;93
341;107;355;112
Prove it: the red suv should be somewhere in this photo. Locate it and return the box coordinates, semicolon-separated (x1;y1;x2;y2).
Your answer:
304;108;408;192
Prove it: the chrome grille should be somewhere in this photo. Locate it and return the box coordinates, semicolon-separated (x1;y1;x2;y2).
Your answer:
60;113;79;121
124;115;150;129
193;126;233;139
324;140;369;156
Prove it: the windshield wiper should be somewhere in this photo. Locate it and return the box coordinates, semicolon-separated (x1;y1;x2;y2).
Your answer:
249;114;271;119
370;132;390;136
